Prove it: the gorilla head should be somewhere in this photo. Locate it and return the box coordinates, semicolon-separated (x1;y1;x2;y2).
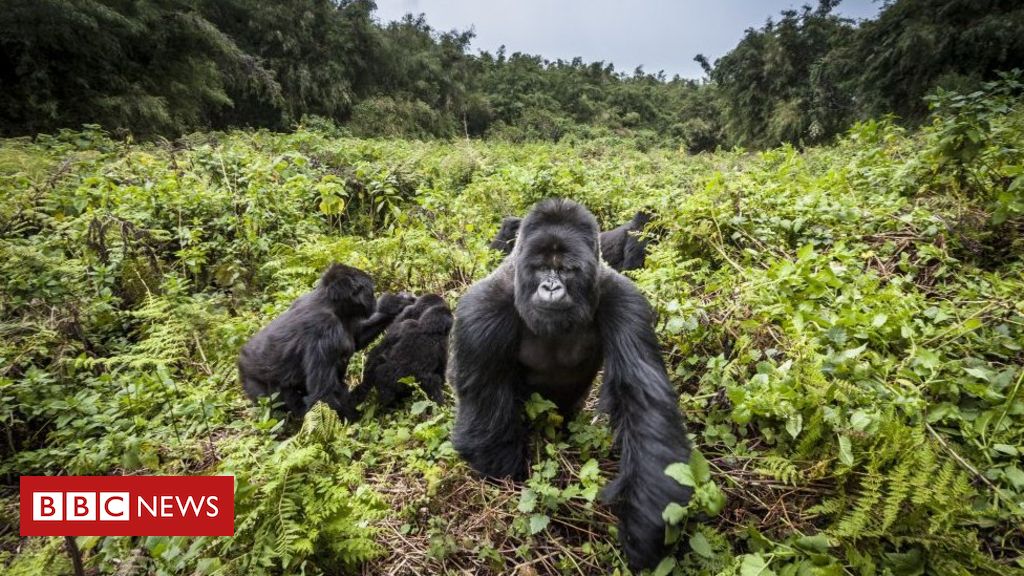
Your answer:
319;263;376;318
513;200;601;336
633;210;652;229
418;301;454;334
488;216;522;255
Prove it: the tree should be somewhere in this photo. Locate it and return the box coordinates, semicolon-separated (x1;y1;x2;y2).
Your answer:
0;0;277;137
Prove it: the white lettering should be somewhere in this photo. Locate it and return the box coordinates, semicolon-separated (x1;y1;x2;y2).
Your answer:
205;496;219;517
138;496;158;517
99;492;129;521
176;496;203;516
33;492;63;521
66;492;96;521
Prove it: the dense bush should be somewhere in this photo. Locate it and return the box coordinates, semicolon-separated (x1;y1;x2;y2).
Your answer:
1;82;1022;575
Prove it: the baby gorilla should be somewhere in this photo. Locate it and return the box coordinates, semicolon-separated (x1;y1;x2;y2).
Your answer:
238;263;413;420
351;294;453;411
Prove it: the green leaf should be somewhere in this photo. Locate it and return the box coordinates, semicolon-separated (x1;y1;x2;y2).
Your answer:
690;450;711;484
794;533;831;553
964;367;992;381
662;502;687;524
838;435;854;466
849;410;872;432
914;348;941;370
706;484;727;515
528;514;549;535
689;532;714;558
665;462;696;487
871;313;888;328
666;316;686;334
740;554;775;576
1004;466;1024;490
579;458;600;481
517;489;537;513
652;556;677;576
835;344;867;363
962;317;983;331
786;413;803;439
797;244;814;260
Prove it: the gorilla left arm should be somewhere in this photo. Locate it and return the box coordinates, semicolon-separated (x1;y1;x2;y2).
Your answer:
596;273;693;570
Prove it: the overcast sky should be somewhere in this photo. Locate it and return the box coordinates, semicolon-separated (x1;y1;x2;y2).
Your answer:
373;0;881;78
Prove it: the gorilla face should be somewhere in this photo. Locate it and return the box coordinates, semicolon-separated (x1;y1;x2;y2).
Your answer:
321;263;375;318
513;200;601;336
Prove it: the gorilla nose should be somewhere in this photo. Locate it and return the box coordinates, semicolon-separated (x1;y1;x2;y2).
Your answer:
538;280;565;302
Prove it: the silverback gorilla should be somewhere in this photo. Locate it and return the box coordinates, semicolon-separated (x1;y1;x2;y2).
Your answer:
351;294;453;410
239;264;413;420
451;199;692;570
489;210;652;272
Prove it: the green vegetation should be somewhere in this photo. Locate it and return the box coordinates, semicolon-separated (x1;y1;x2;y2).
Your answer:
2;74;1022;575
2;0;1022;150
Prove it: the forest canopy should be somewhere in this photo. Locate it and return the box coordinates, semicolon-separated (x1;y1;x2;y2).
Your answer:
1;0;1022;149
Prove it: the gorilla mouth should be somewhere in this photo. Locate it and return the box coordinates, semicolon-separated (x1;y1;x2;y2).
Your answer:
532;300;574;312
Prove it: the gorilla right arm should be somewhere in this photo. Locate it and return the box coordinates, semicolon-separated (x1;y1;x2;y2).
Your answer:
450;274;529;480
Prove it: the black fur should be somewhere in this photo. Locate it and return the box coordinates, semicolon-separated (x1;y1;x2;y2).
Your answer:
488;211;652;271
452;199;691;570
488;216;522;255
238;263;413;420
600;211;652;272
351;294;453;410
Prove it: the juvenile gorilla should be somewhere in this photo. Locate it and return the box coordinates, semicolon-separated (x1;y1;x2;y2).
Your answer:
488;216;522;255
452;199;692;570
488;211;652;272
599;210;652;272
239;264;413;420
351;294;453;411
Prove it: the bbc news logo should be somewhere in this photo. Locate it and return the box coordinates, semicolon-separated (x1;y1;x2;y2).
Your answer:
33;491;132;521
20;476;234;536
